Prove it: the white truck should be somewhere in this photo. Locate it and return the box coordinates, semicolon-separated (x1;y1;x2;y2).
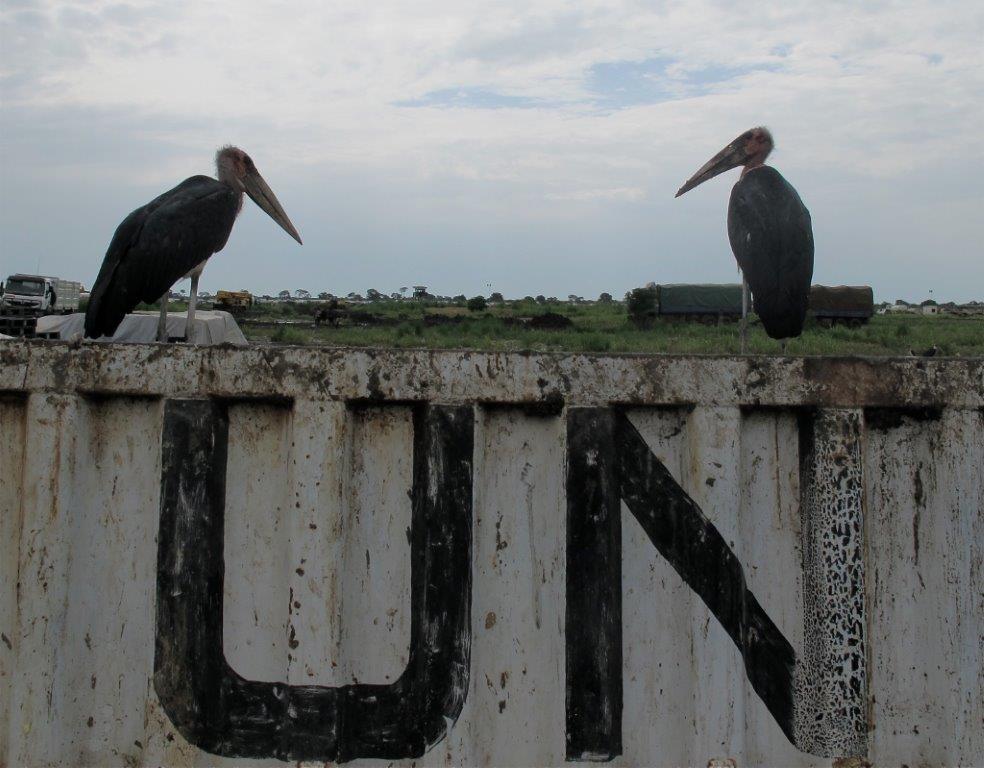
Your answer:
1;274;83;314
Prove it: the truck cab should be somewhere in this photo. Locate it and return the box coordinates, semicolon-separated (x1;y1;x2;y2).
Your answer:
1;274;82;314
1;275;52;311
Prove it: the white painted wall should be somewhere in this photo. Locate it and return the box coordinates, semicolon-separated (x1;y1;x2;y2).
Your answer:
0;347;981;767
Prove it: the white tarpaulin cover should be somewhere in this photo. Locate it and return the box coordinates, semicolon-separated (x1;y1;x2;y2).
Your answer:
35;310;249;346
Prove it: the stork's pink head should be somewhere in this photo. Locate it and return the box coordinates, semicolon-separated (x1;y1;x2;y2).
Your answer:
740;127;773;168
215;145;302;244
675;126;774;198
216;146;254;188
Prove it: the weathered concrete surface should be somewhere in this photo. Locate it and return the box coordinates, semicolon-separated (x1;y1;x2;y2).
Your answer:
0;341;981;767
1;340;982;407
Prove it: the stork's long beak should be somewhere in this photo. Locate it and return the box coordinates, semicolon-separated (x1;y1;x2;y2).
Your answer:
674;135;749;198
243;169;303;244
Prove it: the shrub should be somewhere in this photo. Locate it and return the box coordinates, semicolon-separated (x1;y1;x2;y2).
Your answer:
528;312;573;330
467;296;487;312
580;332;612;352
626;286;658;328
271;325;307;345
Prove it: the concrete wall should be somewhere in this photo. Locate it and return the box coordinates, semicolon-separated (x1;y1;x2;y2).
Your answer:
1;342;981;767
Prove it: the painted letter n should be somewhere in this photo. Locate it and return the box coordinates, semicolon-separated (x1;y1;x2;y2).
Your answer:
565;407;797;761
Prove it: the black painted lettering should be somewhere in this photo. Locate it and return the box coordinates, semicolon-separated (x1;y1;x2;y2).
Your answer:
564;408;796;760
565;408;623;761
154;400;474;763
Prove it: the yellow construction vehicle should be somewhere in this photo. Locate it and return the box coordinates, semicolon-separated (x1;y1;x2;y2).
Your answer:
214;290;254;312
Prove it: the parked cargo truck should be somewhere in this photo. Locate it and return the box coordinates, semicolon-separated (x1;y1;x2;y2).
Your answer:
656;283;744;323
808;285;874;327
651;283;874;328
0;274;83;337
1;274;82;314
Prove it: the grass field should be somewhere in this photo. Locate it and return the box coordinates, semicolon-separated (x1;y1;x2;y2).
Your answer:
226;299;984;356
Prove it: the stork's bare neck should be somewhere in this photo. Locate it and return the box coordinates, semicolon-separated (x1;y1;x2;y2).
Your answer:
740;163;770;179
215;146;247;213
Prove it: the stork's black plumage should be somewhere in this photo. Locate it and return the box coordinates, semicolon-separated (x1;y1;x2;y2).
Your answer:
675;127;815;344
728;166;814;339
84;146;301;340
85;177;240;338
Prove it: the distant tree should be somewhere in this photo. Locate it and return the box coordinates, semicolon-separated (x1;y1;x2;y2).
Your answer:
295;289;311;299
347;292;363;301
547;296;558;303
278;290;291;300
390;292;402;300
400;287;408;298
598;292;613;303
489;291;504;303
523;296;536;303
318;291;330;300
366;288;383;301
535;295;546;304
467;295;487;312
626;286;658;328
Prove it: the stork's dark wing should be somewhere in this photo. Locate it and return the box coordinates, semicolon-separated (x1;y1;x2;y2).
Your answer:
727;167;814;340
84;176;240;338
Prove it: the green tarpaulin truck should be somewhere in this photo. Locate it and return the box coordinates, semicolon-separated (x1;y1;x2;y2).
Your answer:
656;283;744;322
809;285;874;327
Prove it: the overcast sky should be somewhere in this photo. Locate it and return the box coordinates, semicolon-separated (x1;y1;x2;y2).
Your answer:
2;0;982;302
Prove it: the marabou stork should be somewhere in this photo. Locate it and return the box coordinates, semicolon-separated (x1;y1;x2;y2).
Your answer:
84;146;301;341
675;127;814;352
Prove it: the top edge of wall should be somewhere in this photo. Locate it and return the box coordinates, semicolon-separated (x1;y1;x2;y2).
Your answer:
1;340;982;408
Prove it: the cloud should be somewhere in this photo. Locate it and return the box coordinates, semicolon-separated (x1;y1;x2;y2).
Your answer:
1;0;983;301
545;187;646;202
395;88;546;110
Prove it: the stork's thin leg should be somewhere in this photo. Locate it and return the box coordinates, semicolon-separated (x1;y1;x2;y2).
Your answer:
157;292;169;342
740;275;749;354
186;273;199;341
